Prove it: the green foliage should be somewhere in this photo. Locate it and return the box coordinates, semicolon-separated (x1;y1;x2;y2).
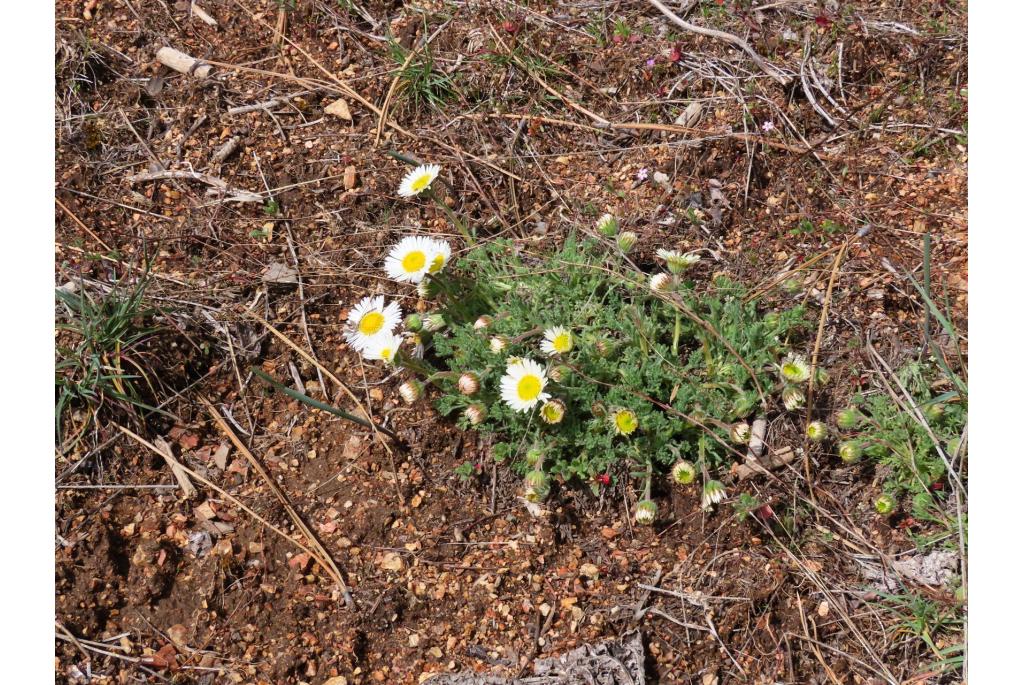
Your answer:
386;38;457;114
55;277;162;446
837;360;966;505
872;590;964;677
421;235;810;486
732;492;761;522
612;18;632;40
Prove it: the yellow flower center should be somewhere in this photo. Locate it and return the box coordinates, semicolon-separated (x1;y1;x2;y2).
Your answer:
410;173;432;192
517;375;542;402
553;333;572;352
401;250;427;273
358;311;385;335
428;254;445;273
614;411;638;435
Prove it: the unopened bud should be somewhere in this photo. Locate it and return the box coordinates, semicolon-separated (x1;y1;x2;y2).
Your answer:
806;421;828;442
458;372;480;396
398;379;423;404
635;499;657;525
730;422;751;444
671;460;696;485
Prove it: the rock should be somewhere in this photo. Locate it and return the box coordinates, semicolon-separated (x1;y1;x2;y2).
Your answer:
325;98;352;121
380;552;404;572
167;624;189;648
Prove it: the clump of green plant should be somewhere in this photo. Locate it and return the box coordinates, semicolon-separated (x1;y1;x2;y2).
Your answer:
386;38;458;114
872;590;964;677
340;163;817;515
55;276;163;448
832;359;966;509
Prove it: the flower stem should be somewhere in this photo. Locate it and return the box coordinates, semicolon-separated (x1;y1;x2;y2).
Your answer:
427;189;474;245
672;311;681;356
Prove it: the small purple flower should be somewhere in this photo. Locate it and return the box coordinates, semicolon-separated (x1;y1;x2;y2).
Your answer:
761;120;775;133
645;58;656;68
636;167;649;181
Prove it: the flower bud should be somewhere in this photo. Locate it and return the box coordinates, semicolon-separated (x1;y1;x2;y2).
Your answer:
474;315;493;330
874;494;897;515
525;447;544;466
806;421;828;442
596;213;619;237
540;399;566;425
489;335;508;353
617;231;638;253
660;250;700;274
814;367;830;387
839;440;862;464
649;273;674;292
779;354;811;383
782;278;802;293
836;407;862;430
671;460;696;485
548;365;570;383
701;480;727;510
782;386;805;411
594;337;612;358
404;313;423;332
398;379;423;404
730;422;751;444
590;401;607;418
924;403;945;422
417;278;438;299
524;470;550;502
465;403;487;425
635;499;657;525
423;313;446;332
458;372;480;396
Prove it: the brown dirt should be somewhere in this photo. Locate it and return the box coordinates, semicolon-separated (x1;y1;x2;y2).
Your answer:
56;1;966;683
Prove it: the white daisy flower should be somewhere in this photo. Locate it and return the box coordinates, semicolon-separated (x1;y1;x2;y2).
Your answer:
397;163;440;197
427;238;451;274
499;358;550;412
540;327;573;356
361;331;404;364
385;236;436;283
345;296;402;351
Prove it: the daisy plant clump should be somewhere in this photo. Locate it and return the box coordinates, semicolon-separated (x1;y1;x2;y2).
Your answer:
353;173;811;505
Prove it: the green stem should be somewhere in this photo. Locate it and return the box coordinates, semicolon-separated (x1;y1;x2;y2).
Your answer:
672;311;681;357
427;189;474;245
250;368;403;444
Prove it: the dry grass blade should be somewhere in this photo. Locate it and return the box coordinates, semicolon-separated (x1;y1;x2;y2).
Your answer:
803;239;850;497
198;398;355;607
